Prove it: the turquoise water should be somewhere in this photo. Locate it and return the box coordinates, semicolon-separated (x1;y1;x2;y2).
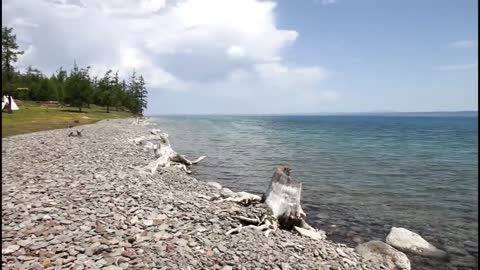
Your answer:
150;115;478;269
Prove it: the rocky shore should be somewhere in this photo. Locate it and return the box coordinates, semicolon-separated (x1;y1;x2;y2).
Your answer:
0;118;440;269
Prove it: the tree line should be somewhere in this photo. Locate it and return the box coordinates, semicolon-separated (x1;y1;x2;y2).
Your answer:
2;26;148;115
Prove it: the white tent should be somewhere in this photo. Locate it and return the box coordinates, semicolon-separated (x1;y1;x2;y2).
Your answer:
2;96;19;110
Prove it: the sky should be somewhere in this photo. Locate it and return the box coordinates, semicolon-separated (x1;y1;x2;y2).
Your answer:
2;0;478;114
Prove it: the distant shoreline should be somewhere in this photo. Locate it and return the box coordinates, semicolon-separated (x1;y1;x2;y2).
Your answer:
147;111;478;117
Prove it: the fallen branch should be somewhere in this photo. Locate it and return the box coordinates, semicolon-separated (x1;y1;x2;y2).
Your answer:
226;215;278;237
215;191;262;205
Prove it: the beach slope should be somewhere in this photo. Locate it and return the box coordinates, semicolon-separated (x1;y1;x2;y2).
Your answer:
2;119;377;269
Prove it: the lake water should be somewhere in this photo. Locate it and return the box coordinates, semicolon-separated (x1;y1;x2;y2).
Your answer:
148;115;478;270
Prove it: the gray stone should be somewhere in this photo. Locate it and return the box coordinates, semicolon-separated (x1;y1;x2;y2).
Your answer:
85;242;102;256
217;244;227;253
176;238;188;247
2;245;20;254
206;182;222;190
386;227;448;258
17;239;33;247
356;240;410;270
103;266;123;270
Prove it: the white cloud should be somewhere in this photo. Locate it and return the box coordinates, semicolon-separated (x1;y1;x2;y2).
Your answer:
439;63;478;71
449;40;477;48
314;0;338;5
226;45;246;59
2;0;336;113
11;17;39;28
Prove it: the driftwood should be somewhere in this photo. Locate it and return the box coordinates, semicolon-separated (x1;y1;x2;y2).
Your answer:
197;190;262;206
226;214;278;237
131;118;146;125
262;166;306;229
134;131;206;175
68;129;83;137
217;166;324;239
262;166;324;238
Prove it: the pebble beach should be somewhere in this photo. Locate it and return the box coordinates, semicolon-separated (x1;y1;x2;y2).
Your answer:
1;119;383;270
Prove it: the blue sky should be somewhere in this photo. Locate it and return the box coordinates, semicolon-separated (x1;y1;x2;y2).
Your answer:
2;0;478;114
274;0;478;113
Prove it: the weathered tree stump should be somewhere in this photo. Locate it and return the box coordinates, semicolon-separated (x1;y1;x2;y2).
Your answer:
216;166;324;239
262;166;307;229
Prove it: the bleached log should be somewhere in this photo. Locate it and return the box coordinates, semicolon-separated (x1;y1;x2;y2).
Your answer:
135;131;206;175
150;129;162;135
215;191;262;205
221;166;322;238
170;154;207;165
131;118;142;125
226;215;278;237
263;166;308;229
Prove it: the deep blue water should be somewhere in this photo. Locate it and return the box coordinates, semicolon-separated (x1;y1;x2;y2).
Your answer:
149;115;478;269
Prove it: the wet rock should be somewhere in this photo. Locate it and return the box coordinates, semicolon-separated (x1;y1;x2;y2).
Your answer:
294;226;326;240
445;246;469;256
386;227;448;259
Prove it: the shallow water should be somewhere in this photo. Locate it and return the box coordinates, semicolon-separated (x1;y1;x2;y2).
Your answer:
149;115;478;269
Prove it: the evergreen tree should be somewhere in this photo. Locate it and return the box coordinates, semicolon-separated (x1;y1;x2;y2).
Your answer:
64;62;91;112
126;71;148;115
52;68;67;104
2;44;149;115
98;70;114;113
22;66;43;100
137;75;148;116
127;71;139;114
37;78;50;101
2;27;24;112
111;71;123;111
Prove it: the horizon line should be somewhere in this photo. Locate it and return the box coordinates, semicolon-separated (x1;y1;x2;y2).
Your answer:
146;110;478;116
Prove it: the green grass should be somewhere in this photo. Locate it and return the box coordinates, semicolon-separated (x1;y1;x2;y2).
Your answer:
2;100;134;137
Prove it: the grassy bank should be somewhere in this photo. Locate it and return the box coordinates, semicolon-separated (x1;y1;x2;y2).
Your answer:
2;100;133;137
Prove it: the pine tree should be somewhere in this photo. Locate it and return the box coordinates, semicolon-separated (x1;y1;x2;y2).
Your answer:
137;75;148;116
64;62;91;112
126;71;148;115
2;27;24;113
53;67;68;105
98;70;113;113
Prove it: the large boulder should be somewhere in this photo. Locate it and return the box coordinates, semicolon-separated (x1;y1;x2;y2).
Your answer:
386;227;448;259
356;240;411;270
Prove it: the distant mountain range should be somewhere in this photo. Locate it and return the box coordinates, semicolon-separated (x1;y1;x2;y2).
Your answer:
283;111;478;117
